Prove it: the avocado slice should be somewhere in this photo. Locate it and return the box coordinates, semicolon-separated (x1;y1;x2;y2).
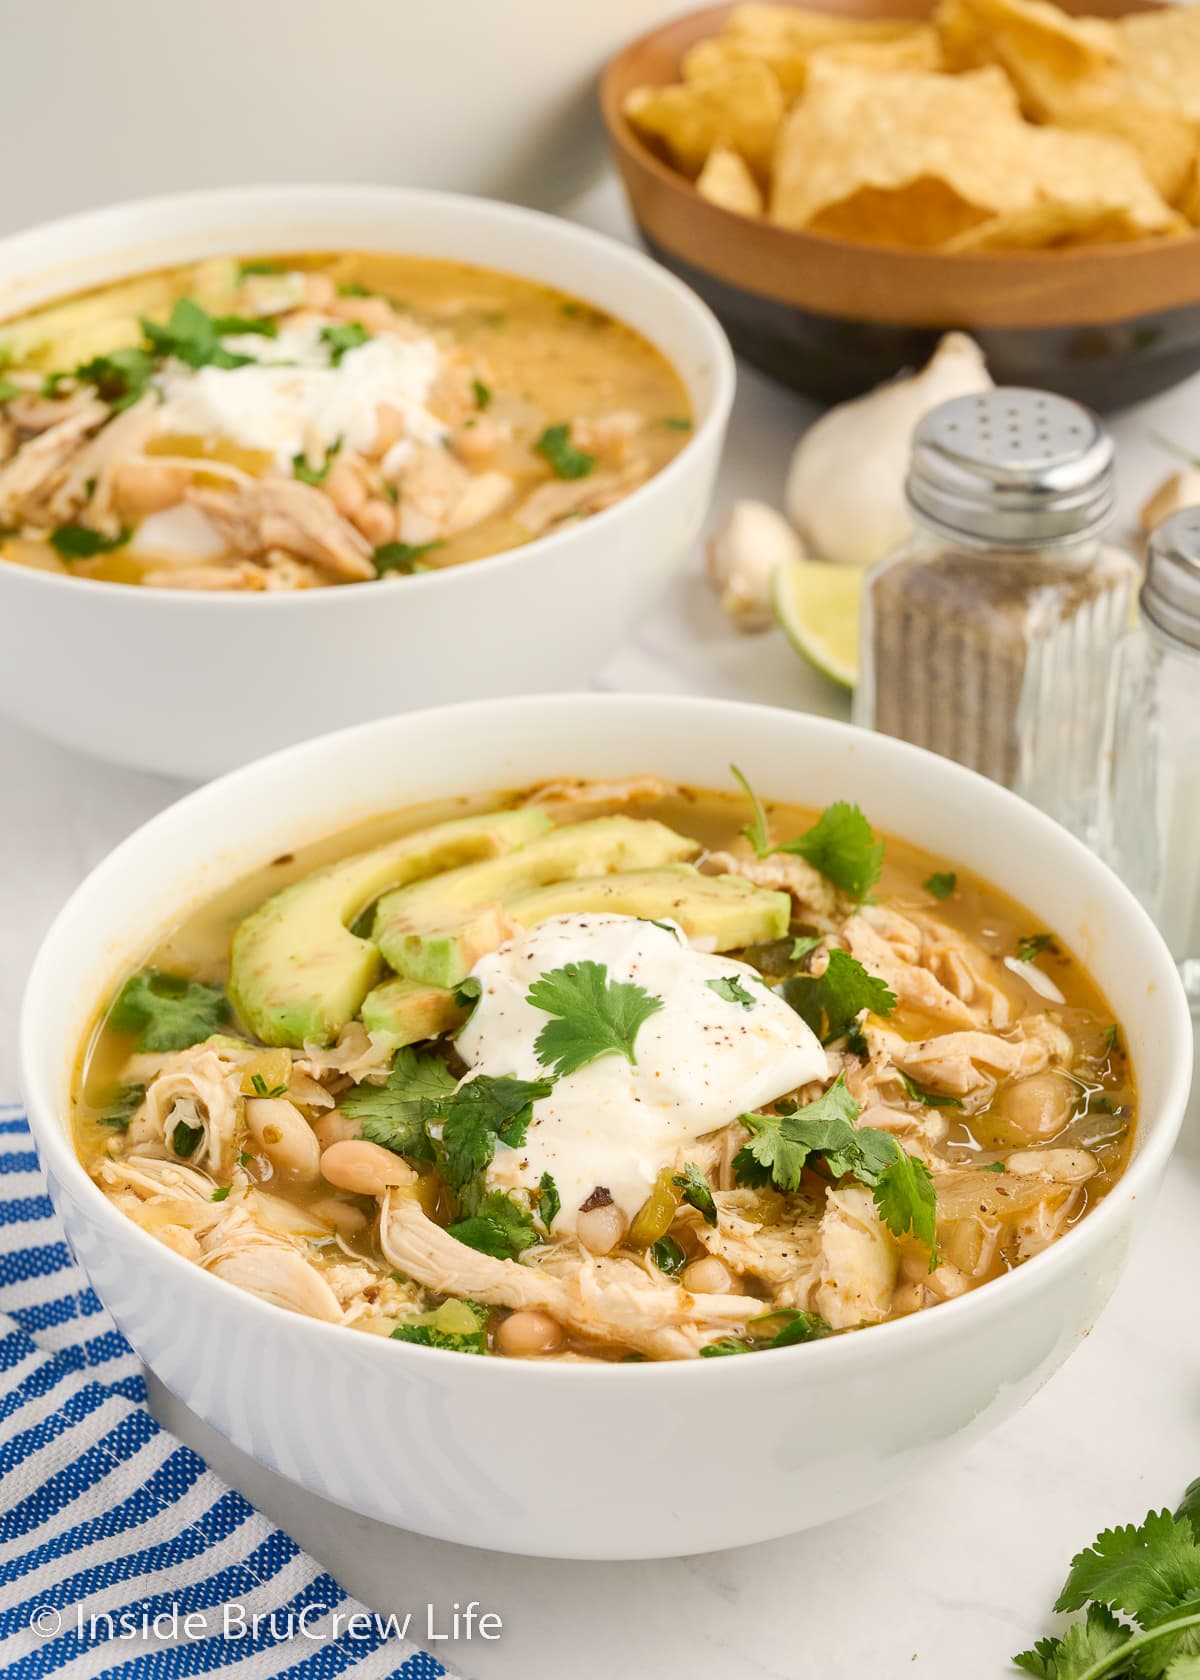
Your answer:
360;975;468;1052
228;808;551;1048
374;816;699;987
507;866;790;950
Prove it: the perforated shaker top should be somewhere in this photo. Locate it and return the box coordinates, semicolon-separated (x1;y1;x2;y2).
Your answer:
905;388;1116;549
1143;506;1200;651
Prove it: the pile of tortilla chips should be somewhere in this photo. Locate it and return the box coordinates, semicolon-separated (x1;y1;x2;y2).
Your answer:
622;0;1200;250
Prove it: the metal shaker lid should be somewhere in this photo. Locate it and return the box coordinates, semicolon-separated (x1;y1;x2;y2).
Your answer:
906;387;1116;550
1143;506;1200;651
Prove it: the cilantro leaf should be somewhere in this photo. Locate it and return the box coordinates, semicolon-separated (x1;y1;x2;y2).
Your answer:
391;1299;489;1354
292;437;341;486
730;762;772;857
527;961;663;1078
924;871;957;900
109;970;229;1052
672;1163;717;1227
872;1149;938;1257
1056;1509;1200;1624
211;314;278;339
342;1046;455;1159
537;1171;561;1231
790;934;823;963
782;947;897;1043
707;975;758;1009
141;299;255;371
1017;933;1058;963
211;1185;231;1202
95;1084;145;1129
172;1117;202;1157
775;802;884;901
472;377;492;410
238;259;287;278
373;540;441;576
0;378;19;402
336;279;374;298
661;415;692;432
50;523;131;562
755;1309;831;1347
896;1070;963;1110
1101;1025;1121;1056
535;423;594;480
1014;1603;1133;1678
651;1234;686;1275
76;347;158;410
320;321;370;366
422;1073;555;1202
448;1190;540;1259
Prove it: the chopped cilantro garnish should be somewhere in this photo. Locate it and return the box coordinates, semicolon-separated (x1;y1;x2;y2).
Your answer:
41;371;71;397
1016;932;1058;963
342;1046;456;1159
782;947;896;1044
171;1118;203;1158
707;975;758;1010
453;975;483;1015
391;1299;489;1355
448;1190;540;1259
896;1070;962;1110
924;871;957;900
730;763;772;856
49;524;131;562
320;321;370;366
472;377;492;411
211;1185;231;1202
0;378;18;402
75;347;158;411
249;1073;288;1099
292;437;341;486
238;259;287;278
422;1073;555;1206
141;299;256;371
1014;1484;1200;1679
537;1171;561;1231
373;540;442;576
735;1074;937;1259
753;1308;831;1347
336;280;373;298
672;1163;717;1227
1101;1024;1120;1055
527;961;663;1077
730;766;883;899
109;970;229;1052
535;423;595;480
651;1234;686;1275
211;314;278;339
977;1161;1006;1172
790;934;823;963
95;1084;145;1129
660;416;692;432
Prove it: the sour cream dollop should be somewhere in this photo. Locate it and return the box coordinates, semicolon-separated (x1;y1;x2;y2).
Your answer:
456;914;828;1235
155;319;445;469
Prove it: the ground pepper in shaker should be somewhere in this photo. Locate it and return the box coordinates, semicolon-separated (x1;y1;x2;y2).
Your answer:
1102;508;1200;1010
853;388;1136;842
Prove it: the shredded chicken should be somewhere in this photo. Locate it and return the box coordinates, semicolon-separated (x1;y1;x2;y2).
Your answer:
189;480;376;581
701;847;842;928
0;397;108;519
514;462;650;538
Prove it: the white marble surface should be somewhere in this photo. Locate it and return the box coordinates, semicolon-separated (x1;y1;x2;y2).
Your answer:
5;177;1200;1676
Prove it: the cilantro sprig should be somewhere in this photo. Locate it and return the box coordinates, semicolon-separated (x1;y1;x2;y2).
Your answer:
448;1190;539;1259
924;871;957;900
50;524;131;562
730;766;884;901
320;321;371;366
735;1074;938;1258
391;1299;490;1355
109;970;230;1053
527;961;663;1078
1015;1481;1200;1678
707;975;758;1010
341;1046;456;1159
141;299;257;372
535;423;594;480
423;1073;554;1212
782;947;897;1044
700;1309;831;1357
373;540;442;577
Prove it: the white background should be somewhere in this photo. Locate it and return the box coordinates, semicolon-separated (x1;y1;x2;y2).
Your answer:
4;175;1200;1678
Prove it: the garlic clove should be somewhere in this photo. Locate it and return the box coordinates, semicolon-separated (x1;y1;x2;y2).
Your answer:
1140;466;1200;535
706;498;803;632
784;332;992;570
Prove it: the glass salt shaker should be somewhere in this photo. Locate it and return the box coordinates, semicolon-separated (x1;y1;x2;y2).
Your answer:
1102;507;1200;1008
853;388;1137;843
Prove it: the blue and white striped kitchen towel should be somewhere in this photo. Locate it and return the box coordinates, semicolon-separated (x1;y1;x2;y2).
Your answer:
0;1106;458;1680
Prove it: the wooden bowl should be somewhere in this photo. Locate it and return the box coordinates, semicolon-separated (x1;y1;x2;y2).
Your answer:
601;0;1200;408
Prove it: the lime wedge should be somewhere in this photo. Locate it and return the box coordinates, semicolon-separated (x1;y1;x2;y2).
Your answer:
773;556;863;690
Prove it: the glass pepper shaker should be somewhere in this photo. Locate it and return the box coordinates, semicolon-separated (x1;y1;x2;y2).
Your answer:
853;388;1137;843
1101;507;1200;1009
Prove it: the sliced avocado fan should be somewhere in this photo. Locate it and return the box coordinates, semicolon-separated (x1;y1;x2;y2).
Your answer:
506;865;790;949
372;816;700;988
227;808;550;1048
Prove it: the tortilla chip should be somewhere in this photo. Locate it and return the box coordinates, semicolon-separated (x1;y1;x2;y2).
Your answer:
624;60;784;178
769;58;1181;248
696;144;765;216
936;0;1119;77
688;8;938;96
1120;7;1200;123
944;200;1170;251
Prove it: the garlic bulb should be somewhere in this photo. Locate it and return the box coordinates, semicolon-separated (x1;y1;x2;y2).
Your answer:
1140;466;1200;535
706;498;803;631
785;333;992;569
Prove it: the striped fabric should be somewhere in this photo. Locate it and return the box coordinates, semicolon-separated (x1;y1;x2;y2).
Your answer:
0;1107;456;1680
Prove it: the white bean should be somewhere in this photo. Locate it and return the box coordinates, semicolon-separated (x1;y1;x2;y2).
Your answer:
244;1097;321;1184
320;1138;416;1197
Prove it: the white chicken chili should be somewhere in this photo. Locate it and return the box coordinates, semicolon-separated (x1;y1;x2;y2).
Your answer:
73;775;1135;1362
0;252;692;591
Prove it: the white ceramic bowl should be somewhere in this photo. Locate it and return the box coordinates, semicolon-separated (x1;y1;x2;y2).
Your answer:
0;186;733;779
21;695;1192;1560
